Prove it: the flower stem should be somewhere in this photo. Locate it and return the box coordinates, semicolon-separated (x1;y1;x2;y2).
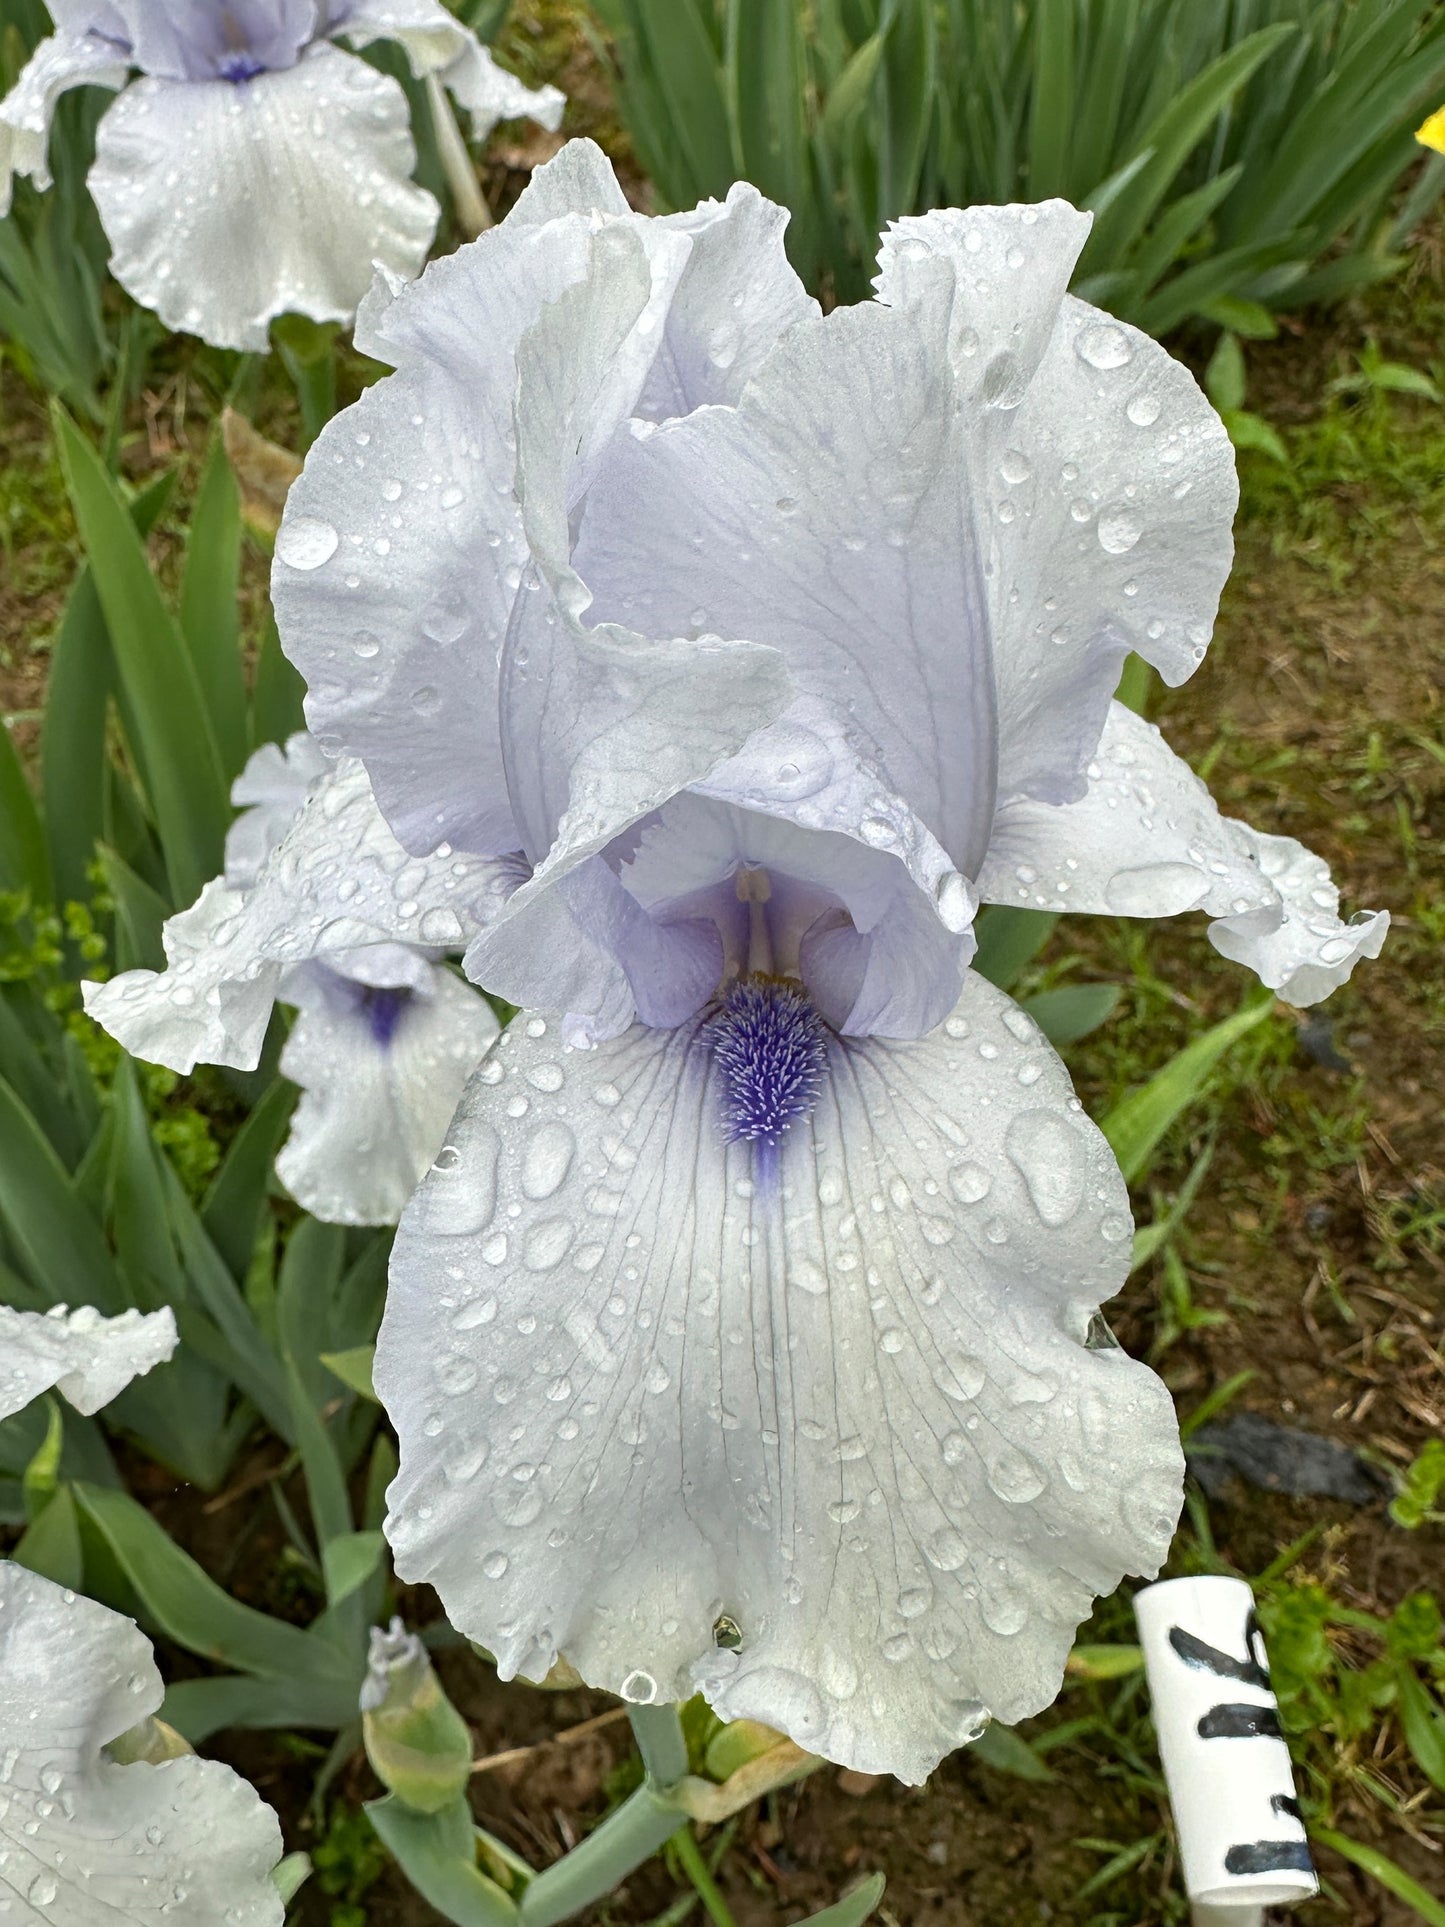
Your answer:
627;1702;690;1787
516;1784;686;1927
427;75;493;239
672;1828;738;1927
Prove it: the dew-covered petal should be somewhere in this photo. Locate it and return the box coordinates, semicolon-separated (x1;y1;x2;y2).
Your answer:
0;31;128;212
573;296;997;876
0;1304;178;1420
638;182;818;420
276;953;500;1225
0;1564;283;1927
499;218;792;882
83;758;517;1073
1207;826;1389;1007
273;161;606;856
275;143;797;863
977;702;1388;1004
876;205;1238;804
377;974;1182;1783
225;730;333;888
87;45;437;350
323;0;563;138
978;701;1277;919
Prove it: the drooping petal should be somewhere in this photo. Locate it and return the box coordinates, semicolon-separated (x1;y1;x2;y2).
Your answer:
276;951;500;1225
1206;826;1389;1007
323;0;563;138
976;703;1388;1005
0;31;127;213
0;1564;284;1926
876;205;1238;804
225;730;333;888
87;45;437;350
573;295;998;876
83;759;517;1073
0;1304;177;1420
377;974;1182;1783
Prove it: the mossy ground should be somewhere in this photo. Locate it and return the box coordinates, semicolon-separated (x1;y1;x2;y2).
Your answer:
2;13;1443;1924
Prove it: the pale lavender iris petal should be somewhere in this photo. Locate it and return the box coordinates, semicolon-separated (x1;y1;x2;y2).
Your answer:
573;298;999;877
83;757;517;1073
321;0;563;139
875;205;1238;806
225;729;334;887
0;28;128;212
0;1303;177;1420
976;702;1388;1005
104;0;317;81
277;948;500;1226
377;970;1181;1784
274;143;805;864
0;1566;285;1927
88;44;437;351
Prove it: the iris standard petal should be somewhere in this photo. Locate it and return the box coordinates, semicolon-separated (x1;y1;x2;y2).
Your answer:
275;145;800;865
322;0;563;138
573;295;998;876
876;205;1238;805
104;0;317;81
977;702;1387;1005
0;31;128;212
83;759;516;1073
0;1303;177;1420
87;44;437;349
225;731;334;888
276;951;500;1225
0;1565;284;1927
377;973;1182;1784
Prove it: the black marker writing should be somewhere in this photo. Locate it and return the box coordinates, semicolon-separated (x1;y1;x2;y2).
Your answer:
1197;1703;1284;1740
1168;1611;1270;1688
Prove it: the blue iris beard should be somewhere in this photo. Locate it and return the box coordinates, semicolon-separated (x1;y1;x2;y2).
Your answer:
357;983;412;1048
709;977;828;1156
217;51;267;82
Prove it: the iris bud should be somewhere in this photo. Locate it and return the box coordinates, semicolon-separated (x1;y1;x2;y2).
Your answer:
361;1618;473;1813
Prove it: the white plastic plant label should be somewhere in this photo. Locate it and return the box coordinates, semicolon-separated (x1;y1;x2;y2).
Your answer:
1135;1574;1318;1914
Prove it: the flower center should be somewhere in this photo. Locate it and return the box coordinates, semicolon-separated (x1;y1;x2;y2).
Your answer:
216;50;268;82
709;976;828;1152
357;983;413;1047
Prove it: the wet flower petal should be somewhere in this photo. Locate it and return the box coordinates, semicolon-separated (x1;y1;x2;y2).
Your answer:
273;145;801;862
277;950;500;1225
876;204;1238;803
324;0;563;138
0;1304;177;1420
87;44;437;351
377;971;1181;1783
83;757;516;1072
0;29;127;211
0;1564;284;1926
977;702;1387;1005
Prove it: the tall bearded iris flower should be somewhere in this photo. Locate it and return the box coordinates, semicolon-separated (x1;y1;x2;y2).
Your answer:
106;139;1383;1784
0;0;563;349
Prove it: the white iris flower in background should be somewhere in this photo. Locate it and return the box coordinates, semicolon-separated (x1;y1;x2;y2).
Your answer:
0;1314;283;1926
86;733;507;1226
0;0;564;349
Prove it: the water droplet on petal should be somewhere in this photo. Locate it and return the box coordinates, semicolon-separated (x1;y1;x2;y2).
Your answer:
276;516;338;570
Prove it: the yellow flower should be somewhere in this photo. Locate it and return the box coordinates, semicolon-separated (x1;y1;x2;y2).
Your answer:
1418;105;1445;155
